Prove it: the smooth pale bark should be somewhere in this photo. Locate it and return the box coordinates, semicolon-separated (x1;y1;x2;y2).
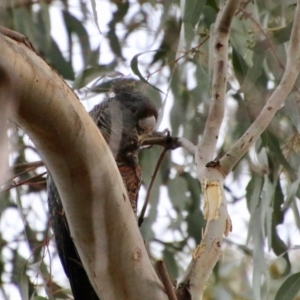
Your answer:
177;1;241;299
0;65;12;184
178;0;300;299
0;34;167;300
196;0;241;171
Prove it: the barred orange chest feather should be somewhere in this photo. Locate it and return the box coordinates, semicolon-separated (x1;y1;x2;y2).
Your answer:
117;162;142;214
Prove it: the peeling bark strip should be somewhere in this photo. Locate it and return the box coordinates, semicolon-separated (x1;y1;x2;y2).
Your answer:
203;179;222;221
225;216;232;236
192;244;205;260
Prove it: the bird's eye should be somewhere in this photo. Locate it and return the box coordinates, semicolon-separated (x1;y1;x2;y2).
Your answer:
130;107;137;114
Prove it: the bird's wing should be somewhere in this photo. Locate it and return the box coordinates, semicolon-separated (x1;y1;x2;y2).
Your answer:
47;175;99;300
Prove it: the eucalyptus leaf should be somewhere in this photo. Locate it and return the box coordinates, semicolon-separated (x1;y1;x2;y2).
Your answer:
130;51;165;95
63;10;92;67
274;272;300;300
90;0;101;33
162;248;178;280
183;0;206;27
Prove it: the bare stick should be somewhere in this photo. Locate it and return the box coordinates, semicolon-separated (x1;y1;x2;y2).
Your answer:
1;171;47;192
220;0;300;176
196;0;241;171
3;161;45;184
138;148;167;227
156;260;177;300
11;160;44;173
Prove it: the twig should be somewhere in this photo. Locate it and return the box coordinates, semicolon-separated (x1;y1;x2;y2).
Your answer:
1;171;47;192
146;36;210;79
11;160;44;173
138;148;167;227
156;260;177;300
4;161;45;184
141;133;196;155
220;0;300;176
177;137;196;155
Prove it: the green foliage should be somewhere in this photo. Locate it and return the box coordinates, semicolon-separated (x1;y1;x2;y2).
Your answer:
275;272;300;300
1;0;300;299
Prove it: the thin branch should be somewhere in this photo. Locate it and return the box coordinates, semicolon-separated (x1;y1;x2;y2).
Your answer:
1;171;47;192
196;0;242;172
220;0;300;175
177;137;196;155
10;160;44;173
3;161;45;185
156;260;177;300
141;133;196;154
138;148;167;227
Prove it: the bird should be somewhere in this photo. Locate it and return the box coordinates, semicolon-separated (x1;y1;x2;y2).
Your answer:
47;79;158;300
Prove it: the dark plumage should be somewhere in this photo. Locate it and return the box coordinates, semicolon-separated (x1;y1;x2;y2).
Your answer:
47;80;157;299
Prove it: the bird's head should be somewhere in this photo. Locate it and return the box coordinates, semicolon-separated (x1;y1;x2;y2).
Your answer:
112;81;158;138
89;79;158;158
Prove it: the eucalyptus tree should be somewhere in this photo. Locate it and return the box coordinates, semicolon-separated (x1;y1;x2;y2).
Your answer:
0;0;300;299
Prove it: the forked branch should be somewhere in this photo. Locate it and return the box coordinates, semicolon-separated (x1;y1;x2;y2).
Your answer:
196;0;241;172
220;0;300;175
177;1;241;299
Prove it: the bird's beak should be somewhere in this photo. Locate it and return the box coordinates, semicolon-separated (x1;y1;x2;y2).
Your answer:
138;116;157;135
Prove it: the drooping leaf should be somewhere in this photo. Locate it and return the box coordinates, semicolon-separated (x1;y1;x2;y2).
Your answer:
271;226;291;277
48;38;74;80
274;272;300;300
271;22;293;45
168;177;189;211
181;172;204;243
162;248;179;280
240;45;266;94
90;0;101;33
284;92;300;134
130;52;165;95
246;173;263;214
232;46;249;87
261;131;295;179
63;10;92;67
11;251;31;300
73;63;118;89
106;1;129;58
183;0;206;27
